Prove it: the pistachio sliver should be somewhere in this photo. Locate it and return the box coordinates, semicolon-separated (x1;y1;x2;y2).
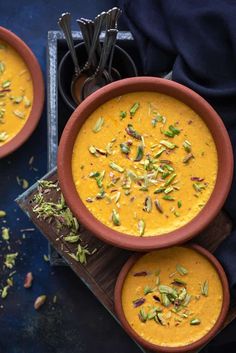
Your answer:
138;219;145;236
143;196;152;213
64;235;80;243
183;153;194;164
160;140;177;149
120;142;130;155
176;264;188;276
154;199;163;213
190;318;201;325
134;144;144;161
112;209;120;226
164;173;177;187
13;110;25;119
130;102;140;117
92;116;104;133
0;131;8;141
201;280;209;296
126;124;142;140
183;140;191;152
109;161;124;173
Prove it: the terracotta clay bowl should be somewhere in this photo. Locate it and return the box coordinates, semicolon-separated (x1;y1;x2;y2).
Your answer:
114;244;230;353
0;27;44;159
57;77;233;251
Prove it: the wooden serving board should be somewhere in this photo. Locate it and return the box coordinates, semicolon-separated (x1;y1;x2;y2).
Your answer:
16;169;235;353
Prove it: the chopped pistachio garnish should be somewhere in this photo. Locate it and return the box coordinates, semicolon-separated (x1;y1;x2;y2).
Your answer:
2;80;11;88
163;195;175;201
0;61;5;74
120;142;130;155
176;264;188;276
1;285;9;299
88;145;98;156
134;144;144;161
160;140;177;149
183;140;191;152
120;111;127;120
64;235;80;243
112;209;120;226
13;96;23;104
177;200;182;208
143;196;152;213
24;96;31;108
183;153;194;164
126;124;142;140
190;318;201;325
154;147;166;158
0;131;8;141
164;173;176;187
201;280;209;296
13;110;25;119
130;102;140;117
144;285;155;295
193;182;206;192
154;199;163;213
138;219;145;236
4;253;18;269
0;210;6;217
139;307;148;322
109;161;124;173
92;116;104;133
2;227;10;241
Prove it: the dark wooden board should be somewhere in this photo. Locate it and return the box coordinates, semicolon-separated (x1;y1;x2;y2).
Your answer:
16;169;235;353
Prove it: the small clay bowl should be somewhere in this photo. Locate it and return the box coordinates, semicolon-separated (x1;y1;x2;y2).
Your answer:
58;42;138;110
114;244;230;353
57;77;233;251
0;27;44;159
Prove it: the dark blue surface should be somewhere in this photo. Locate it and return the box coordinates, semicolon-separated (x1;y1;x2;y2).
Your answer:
0;1;235;352
0;1;141;353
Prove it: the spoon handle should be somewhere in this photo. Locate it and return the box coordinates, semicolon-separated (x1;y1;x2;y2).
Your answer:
77;19;92;56
97;29;118;78
58;12;80;76
85;12;107;70
107;8;122;76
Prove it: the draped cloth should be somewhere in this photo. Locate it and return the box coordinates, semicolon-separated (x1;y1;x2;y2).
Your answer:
119;0;236;297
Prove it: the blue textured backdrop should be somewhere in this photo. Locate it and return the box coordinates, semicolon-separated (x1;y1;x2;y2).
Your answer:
0;1;235;353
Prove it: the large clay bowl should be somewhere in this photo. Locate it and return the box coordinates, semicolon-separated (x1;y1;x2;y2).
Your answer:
114;244;230;352
57;77;233;251
0;27;44;159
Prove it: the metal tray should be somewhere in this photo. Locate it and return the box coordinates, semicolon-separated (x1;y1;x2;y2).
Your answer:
47;30;140;265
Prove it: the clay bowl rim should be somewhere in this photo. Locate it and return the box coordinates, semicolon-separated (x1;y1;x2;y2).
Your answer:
57;76;234;251
114;244;230;353
0;26;44;159
58;42;138;111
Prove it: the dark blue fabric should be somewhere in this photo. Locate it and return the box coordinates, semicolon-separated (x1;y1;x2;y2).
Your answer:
120;0;236;286
120;2;236;350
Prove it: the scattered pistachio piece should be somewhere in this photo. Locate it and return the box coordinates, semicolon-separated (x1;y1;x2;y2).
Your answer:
64;235;80;243
143;196;152;213
13;110;25;119
176;264;188;276
109;161;124;173
120;111;127;120
1;285;9;299
0;131;8;141
138;219;145;236
190;318;201;325
160;140;177;149
134;144;144;161
126;124;142;140
183;153;194;164
130;102;140;117
154;199;163;213
201;280;209;297
4;253;18;269
2;227;9;241
112;209;120;226
34;295;47;310
24;272;33;288
0;210;6;217
92;116;104;133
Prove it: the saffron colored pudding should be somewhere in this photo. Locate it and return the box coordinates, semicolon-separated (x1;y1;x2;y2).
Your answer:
72;92;217;237
0;39;33;146
115;246;229;351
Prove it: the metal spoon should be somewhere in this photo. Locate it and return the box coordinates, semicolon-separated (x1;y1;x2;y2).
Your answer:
107;7;122;80
58;12;82;104
81;29;118;100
